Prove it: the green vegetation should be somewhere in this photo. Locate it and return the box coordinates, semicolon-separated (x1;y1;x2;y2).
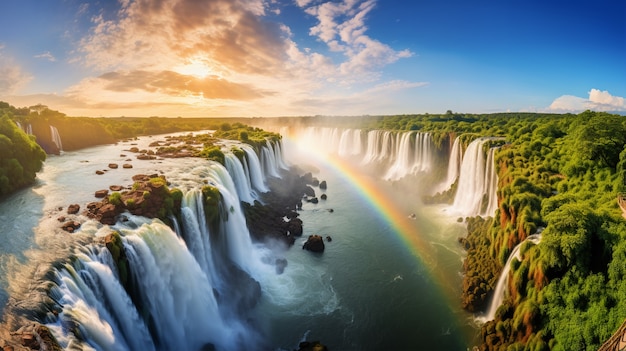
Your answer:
201;185;221;226
273;111;626;350
0;112;46;197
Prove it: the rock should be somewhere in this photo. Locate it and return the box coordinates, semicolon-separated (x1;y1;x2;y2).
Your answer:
108;163;118;169
109;185;124;191
287;218;303;236
303;235;325;252
61;221;81;233
326;236;332;242
123;164;133;169
137;154;156;160
320;194;327;200
319;180;327;189
95;189;109;198
67;204;80;214
308;197;319;204
96;170;105;175
57;216;66;222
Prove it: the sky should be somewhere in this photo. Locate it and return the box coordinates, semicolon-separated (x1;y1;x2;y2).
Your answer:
0;0;624;117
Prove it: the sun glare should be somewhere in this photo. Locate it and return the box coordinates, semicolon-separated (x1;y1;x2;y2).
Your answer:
174;59;211;79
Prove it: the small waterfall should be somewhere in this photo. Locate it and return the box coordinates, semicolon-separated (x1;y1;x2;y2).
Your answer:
50;125;63;152
261;140;282;179
180;189;220;286
361;130;385;164
483;234;542;321
437;136;462;192
451;138;500;217
483;147;499;216
272;140;290;171
225;152;256;203
241;144;269;194
338;129;362;157
27;124;32;135
14;121;22;131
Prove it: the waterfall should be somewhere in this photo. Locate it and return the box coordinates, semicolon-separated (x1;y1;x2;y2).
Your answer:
261;140;282;179
338;129;362;157
437;136;462;192
482;234;542;321
450;138;500;217
50;125;63;152
46;219;247;351
27;123;32;135
224;152;256;204
241;144;269;193
180;189;220;286
483;147;499;216
41;140;291;350
272;140;290;171
207;163;257;276
14;121;22;131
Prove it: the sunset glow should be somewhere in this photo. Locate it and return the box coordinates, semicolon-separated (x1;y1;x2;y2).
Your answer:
0;0;624;117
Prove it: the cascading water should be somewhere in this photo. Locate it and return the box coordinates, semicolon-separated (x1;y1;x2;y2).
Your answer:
46;218;245;351
437;136;462;193
450;138;500;217
50;125;63;152
384;132;434;181
224;153;256;204
261;140;282;179
180;189;220;286
30;139;287;351
482;233;542;321
241;144;269;194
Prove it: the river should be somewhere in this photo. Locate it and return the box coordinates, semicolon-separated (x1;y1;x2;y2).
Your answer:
0;129;481;350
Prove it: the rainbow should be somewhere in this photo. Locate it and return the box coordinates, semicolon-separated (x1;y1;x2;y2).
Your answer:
280;130;466;313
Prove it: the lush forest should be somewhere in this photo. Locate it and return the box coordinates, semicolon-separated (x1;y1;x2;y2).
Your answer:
0;109;46;197
280;111;626;350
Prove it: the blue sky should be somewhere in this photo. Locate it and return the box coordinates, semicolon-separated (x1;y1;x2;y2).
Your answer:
0;0;624;117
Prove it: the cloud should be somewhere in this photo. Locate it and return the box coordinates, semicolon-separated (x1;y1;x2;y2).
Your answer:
34;51;56;62
0;50;32;94
298;0;413;79
97;70;271;100
548;89;626;113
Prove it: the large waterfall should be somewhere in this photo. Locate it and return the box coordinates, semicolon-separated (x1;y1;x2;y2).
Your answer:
482;233;542;321
39;140;286;351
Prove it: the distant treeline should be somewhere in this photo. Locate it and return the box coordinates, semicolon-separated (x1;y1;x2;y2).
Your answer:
0;101;275;197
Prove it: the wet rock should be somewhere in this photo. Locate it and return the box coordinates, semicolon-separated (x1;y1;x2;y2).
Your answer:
110;185;124;191
108;163;118;169
67;204;80;214
61;221;81;233
95;189;109;198
303;235;325;252
122;163;133;169
320;194;327;200
319;180;327;189
95;170;105;175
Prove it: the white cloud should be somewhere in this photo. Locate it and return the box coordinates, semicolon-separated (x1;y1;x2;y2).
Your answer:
548;89;626;113
297;0;413;79
34;51;56;62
